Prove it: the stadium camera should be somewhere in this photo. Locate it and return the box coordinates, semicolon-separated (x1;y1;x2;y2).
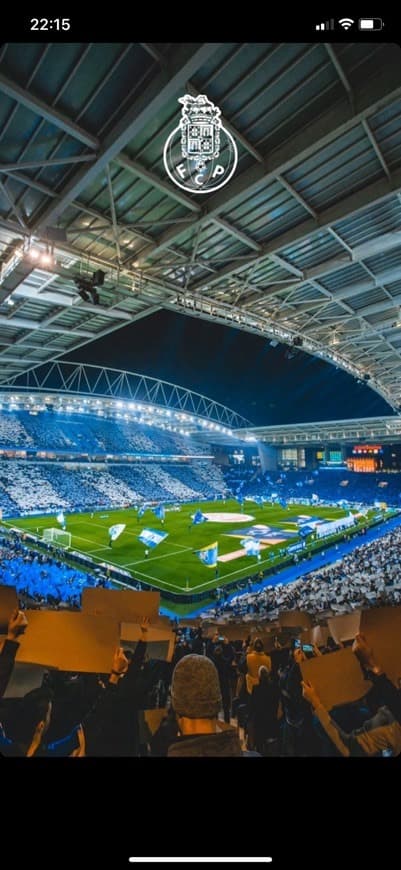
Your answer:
92;269;105;286
78;287;90;302
73;269;105;305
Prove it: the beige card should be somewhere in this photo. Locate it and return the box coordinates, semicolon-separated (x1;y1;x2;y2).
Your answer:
120;623;175;662
279;610;312;629
301;648;371;709
15;611;119;673
328;612;361;643
361;606;401;687
0;585;19;633
82;587;160;621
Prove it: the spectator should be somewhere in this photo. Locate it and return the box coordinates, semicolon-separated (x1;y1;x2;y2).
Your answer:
279;644;316;756
209;643;232;724
302;633;401;757
0;609;28;698
166;654;253;756
247;665;280;754
246;637;272;695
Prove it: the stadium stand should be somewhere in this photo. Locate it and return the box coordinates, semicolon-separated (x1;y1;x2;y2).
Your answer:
0;411;210;456
0;460;229;516
0;598;400;757
220;525;401;618
223;467;401;507
0;536;110;607
0;463;69;513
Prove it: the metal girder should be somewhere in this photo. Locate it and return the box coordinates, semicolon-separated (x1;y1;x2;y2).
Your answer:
115;153;200;214
299;231;401;290
0;155;97;172
0;72;99;150
0;179;27;229
236;415;401;445
324;44;354;110
32;43;222;233
0;360;250;428
354;293;401;319
136;63;401;264
210;217;261;252
276;173;317;218
163;291;401;407
12;284;133;320
362;119;392;181
106;165;121;265
0;314;90;336
0;171;58;198
191;168;401;292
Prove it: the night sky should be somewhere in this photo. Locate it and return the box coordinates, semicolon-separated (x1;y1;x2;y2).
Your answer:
67;309;392;426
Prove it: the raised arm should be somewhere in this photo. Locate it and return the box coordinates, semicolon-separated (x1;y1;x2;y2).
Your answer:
302;680;350;757
0;610;28;699
352;633;401;723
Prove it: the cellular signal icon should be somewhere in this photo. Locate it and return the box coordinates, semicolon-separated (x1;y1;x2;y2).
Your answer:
316;19;334;30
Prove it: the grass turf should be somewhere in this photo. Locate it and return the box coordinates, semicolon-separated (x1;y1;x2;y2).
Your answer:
3;499;356;596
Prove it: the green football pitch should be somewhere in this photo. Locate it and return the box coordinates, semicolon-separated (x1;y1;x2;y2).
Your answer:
3;499;360;596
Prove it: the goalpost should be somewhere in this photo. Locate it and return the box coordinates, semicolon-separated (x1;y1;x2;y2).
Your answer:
42;528;72;548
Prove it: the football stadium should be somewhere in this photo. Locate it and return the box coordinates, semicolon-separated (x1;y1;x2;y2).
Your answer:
0;35;401;760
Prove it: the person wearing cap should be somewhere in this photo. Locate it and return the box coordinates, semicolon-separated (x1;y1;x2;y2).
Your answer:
166;654;257;757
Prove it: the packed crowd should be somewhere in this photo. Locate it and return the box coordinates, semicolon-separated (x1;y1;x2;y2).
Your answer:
224;466;401;507
0;536;110;607
0;410;210;456
218;525;401;619
0;460;228;516
0;611;400;757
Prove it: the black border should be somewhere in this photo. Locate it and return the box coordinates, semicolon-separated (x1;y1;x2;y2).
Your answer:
1;10;399;43
1;14;400;866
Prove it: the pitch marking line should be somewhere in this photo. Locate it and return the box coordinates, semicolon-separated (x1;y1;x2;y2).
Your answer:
74;518;191;549
125;547;193;567
127;568;183;591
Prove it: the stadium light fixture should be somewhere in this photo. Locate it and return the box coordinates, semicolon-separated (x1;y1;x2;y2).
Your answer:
40;248;55;267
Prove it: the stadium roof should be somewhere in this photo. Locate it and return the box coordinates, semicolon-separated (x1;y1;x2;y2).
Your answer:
0;360;249;442
237;416;401;446
1;43;401;410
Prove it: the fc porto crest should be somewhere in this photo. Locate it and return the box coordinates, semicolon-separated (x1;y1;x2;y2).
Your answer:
163;94;238;194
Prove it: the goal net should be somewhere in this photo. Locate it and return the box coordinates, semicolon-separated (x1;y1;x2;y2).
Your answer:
42;528;72;548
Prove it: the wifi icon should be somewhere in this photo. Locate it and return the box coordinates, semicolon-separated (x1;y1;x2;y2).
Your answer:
339;18;354;29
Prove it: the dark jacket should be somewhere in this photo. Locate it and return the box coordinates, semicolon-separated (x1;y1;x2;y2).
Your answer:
0;640;148;757
249;677;280;741
167;727;257;757
0;639;20;699
84;639;148;756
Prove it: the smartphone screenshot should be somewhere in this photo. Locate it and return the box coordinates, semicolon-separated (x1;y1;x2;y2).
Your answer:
0;12;400;865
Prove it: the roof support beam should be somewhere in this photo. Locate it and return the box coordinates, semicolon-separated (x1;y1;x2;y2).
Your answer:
0;72;99;149
136;63;401;264
115;153;201;214
32;43;222;233
191;168;401;293
0;155;97;173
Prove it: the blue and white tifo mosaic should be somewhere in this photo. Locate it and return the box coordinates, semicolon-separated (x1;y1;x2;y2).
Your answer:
225;525;298;541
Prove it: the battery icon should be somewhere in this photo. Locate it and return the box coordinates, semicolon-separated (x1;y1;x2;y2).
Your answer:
358;18;383;30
